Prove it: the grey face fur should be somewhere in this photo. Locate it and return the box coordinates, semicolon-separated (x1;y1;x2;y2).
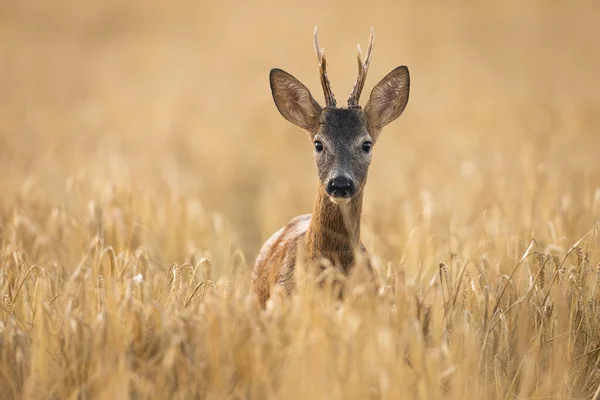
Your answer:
313;109;371;201
269;66;410;203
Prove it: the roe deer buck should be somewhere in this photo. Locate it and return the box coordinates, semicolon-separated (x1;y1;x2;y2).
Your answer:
252;27;410;307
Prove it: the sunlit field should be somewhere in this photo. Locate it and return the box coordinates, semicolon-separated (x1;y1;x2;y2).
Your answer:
1;0;600;398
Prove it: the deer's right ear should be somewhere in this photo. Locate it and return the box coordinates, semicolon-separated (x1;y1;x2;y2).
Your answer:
364;66;410;132
270;68;322;132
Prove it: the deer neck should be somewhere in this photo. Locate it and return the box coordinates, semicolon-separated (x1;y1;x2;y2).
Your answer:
305;184;363;270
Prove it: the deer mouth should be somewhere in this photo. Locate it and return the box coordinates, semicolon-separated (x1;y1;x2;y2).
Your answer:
329;196;351;205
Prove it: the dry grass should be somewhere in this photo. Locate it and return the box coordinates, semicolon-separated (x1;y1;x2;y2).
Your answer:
1;0;600;398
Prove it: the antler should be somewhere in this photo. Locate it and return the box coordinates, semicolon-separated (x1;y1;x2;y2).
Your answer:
313;26;336;108
347;27;375;107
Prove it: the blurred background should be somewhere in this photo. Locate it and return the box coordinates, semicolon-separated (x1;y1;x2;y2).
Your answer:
1;0;599;270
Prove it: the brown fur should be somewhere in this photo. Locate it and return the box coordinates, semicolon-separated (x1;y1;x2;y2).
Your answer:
252;185;370;307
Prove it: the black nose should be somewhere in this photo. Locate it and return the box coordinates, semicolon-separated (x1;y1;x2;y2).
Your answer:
326;176;356;198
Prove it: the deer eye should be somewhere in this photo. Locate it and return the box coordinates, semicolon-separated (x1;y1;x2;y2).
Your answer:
314;141;324;153
362;141;372;153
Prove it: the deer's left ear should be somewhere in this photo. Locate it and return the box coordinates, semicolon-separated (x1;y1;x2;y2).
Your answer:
270;68;322;132
364;66;410;132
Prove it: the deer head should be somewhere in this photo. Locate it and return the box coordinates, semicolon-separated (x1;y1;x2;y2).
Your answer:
269;27;410;205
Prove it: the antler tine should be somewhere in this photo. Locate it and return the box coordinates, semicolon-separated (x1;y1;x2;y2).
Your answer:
313;26;323;62
348;27;375;107
313;26;336;108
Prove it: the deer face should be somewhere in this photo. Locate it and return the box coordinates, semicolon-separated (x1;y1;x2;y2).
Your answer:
312;108;371;203
269;28;410;204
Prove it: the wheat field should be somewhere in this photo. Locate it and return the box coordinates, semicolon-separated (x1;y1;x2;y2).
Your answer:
1;0;600;398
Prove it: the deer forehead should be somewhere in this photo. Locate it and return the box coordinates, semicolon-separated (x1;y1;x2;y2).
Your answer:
317;108;371;143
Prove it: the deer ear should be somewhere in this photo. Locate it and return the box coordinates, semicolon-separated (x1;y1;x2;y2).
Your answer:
270;68;322;132
364;66;410;131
